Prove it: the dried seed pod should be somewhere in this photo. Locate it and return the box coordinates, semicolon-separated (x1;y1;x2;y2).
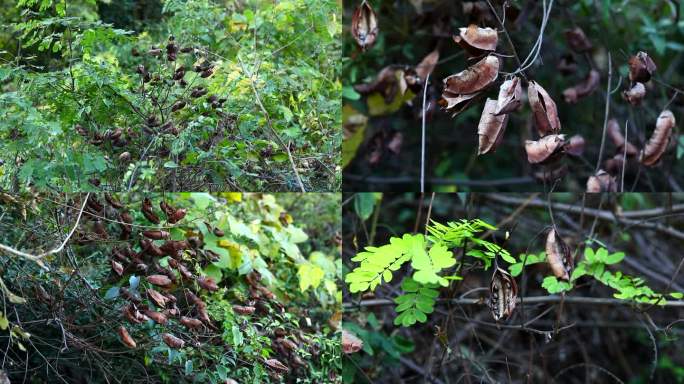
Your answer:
280;338;298;351
528;81;561;135
489;267;518;321
111;260;124;276
564;27;592;52
171;100;186;112
147;274;172;287
168;208;187;224
453;24;498;55
120;287;141;303
494;77;522;115
118;326;137;348
147;288;168;308
200;68;213;78
565;134;585;156
148;48;162;56
118;152;131;163
197;276;219;291
607;118;638;156
105;193;123;209
622;82;646;106
443;55;499;95
257;285;276;300
628;51;656;83
414;49;440;82
524;134;566;164
233;305;256;315
545;229;573;280
162;333;185;349
586;170;617;192
351;1;378;50
141;238;164;257
640;110;675;166
144;310;168;325
180;316;203;330
438;91;479;116
562;69;600;104
212;227;224;237
264;358;290;373
142;207;160;225
143;230;170;240
477;98;509;155
190;87;207;98
159;201;175;216
603;154;625;175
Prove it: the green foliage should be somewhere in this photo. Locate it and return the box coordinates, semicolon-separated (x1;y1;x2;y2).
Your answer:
508;252;546;277
393;278;438;326
427;219;512;268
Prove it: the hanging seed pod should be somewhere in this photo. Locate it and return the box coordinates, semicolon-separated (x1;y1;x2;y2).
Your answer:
171;100;186;112
213;228;224;237
489;267;518;321
197;276;219;291
147;274;173;287
414;49;440;83
438;92;480;116
190;87;207;98
443;55;499;95
562;69;600;104
524;134;566;164
142;200;160;224
477;98;509;155
120;287;141;303
118;151;131;163
264;358;290;373
564;27;593;52
233;305;256;315
351;1;378;50
257;286;276;300
565;134;585;156
143;310;168;325
118;326;137;348
143;230;170;240
111;260;124;276
172;70;185;81
148;48;162;57
147;288;168;308
640;110;675;166
586;170;617;192
528;81;561;135
168;208;187;224
607;118;638;156
159;201;175;216
494;77;523;115
105;193;123;209
180;316;203;330
545;229;573;281
162;333;185;349
622;82;646;106
453;24;498;55
628;51;656;83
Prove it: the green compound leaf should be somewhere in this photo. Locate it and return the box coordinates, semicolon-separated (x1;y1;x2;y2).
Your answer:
411;243;455;286
393;278;439;327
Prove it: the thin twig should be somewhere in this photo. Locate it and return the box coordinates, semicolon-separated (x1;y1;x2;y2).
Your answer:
420;73;431;193
596;52;613;173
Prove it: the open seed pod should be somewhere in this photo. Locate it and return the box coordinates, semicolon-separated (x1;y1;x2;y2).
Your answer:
438;92;480;116
586;170;617;192
640;110;675;166
342;329;364;354
524;134;566;164
622;82;646;106
453;24;498;55
443;55;499;95
607;118;638;156
415;49;440;83
565;134;585;156
490;267;518;321
562;69;600;104
628;51;656;83
494;77;523;115
477;98;509;155
545;229;573;281
564;27;593;52
528;81;561;135
351;1;379;50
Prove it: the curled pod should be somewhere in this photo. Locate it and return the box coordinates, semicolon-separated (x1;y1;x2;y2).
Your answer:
257;285;276;300
545;228;573;281
197;276;219;291
443;55;499;95
171;100;186;112
453;24;498;55
264;358;290;373
562;69;600;104
180;316;203;330
161;333;185;349
147;288;168;308
565;134;585;156
280;338;298;351
200;68;213;78
105;193;124;209
477;98;509;155
159;200;175;216
623;82;646;106
143;230;170;240
586;170;617;192
351;0;378;50
640;110;675;166
213;228;224;237
528;81;561;135
144;310;168;325
524;134;566;164
607;118;639;156
564;27;592;52
147;274;173;287
489;267;518;321
168;208;187;224
233;305;256;315
494;76;523;115
628;51;656;83
118;326;137;348
118;151;131;163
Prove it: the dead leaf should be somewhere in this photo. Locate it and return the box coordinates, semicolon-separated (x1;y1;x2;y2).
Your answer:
622;82;646;106
528;81;561;135
545;229;573;281
524;134;566;164
477;99;509;155
641;109;675;166
490;267;517;321
607;118;638;156
443;55;499;95
586;170;617;192
564;27;592;52
351;1;379;51
628;51;657;83
118;326;137;348
453;24;498;55
162;333;185;349
562;69;600;103
494;77;523;115
342;329;364;354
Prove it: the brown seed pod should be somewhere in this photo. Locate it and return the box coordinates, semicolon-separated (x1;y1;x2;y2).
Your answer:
168;208;187;224
545;229;573;281
415;49;440;83
197;276;219;291
586;170;617;192
118;326;137;348
148;48;162;56
603;154;625;175
118;152;131;163
565;134;585;156
438;91;480;116
141;238;164;257
105;193;123;209
528;81;561;135
622;82;646;106
147;288;169;308
280;338;298;351
640;110;675;166
190;87;208;98
171;100;186;112
162;333;185;349
111;260;124;276
213;227;224;237
524;134;566;164
147;274;172;287
233;305;256;315
257;285;276;300
180;316;203;330
120;287;141;303
443;55;499;95
141;198;160;224
606;118;638;156
264;358;290;373
494;77;523;115
351;1;378;50
562;69;600;104
564;27;593;52
477;98;509;155
489;267;518;321
93;220;108;238
453;24;498;55
628;51;656;83
159;201;175;216
144;310;168;325
143;230;171;240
